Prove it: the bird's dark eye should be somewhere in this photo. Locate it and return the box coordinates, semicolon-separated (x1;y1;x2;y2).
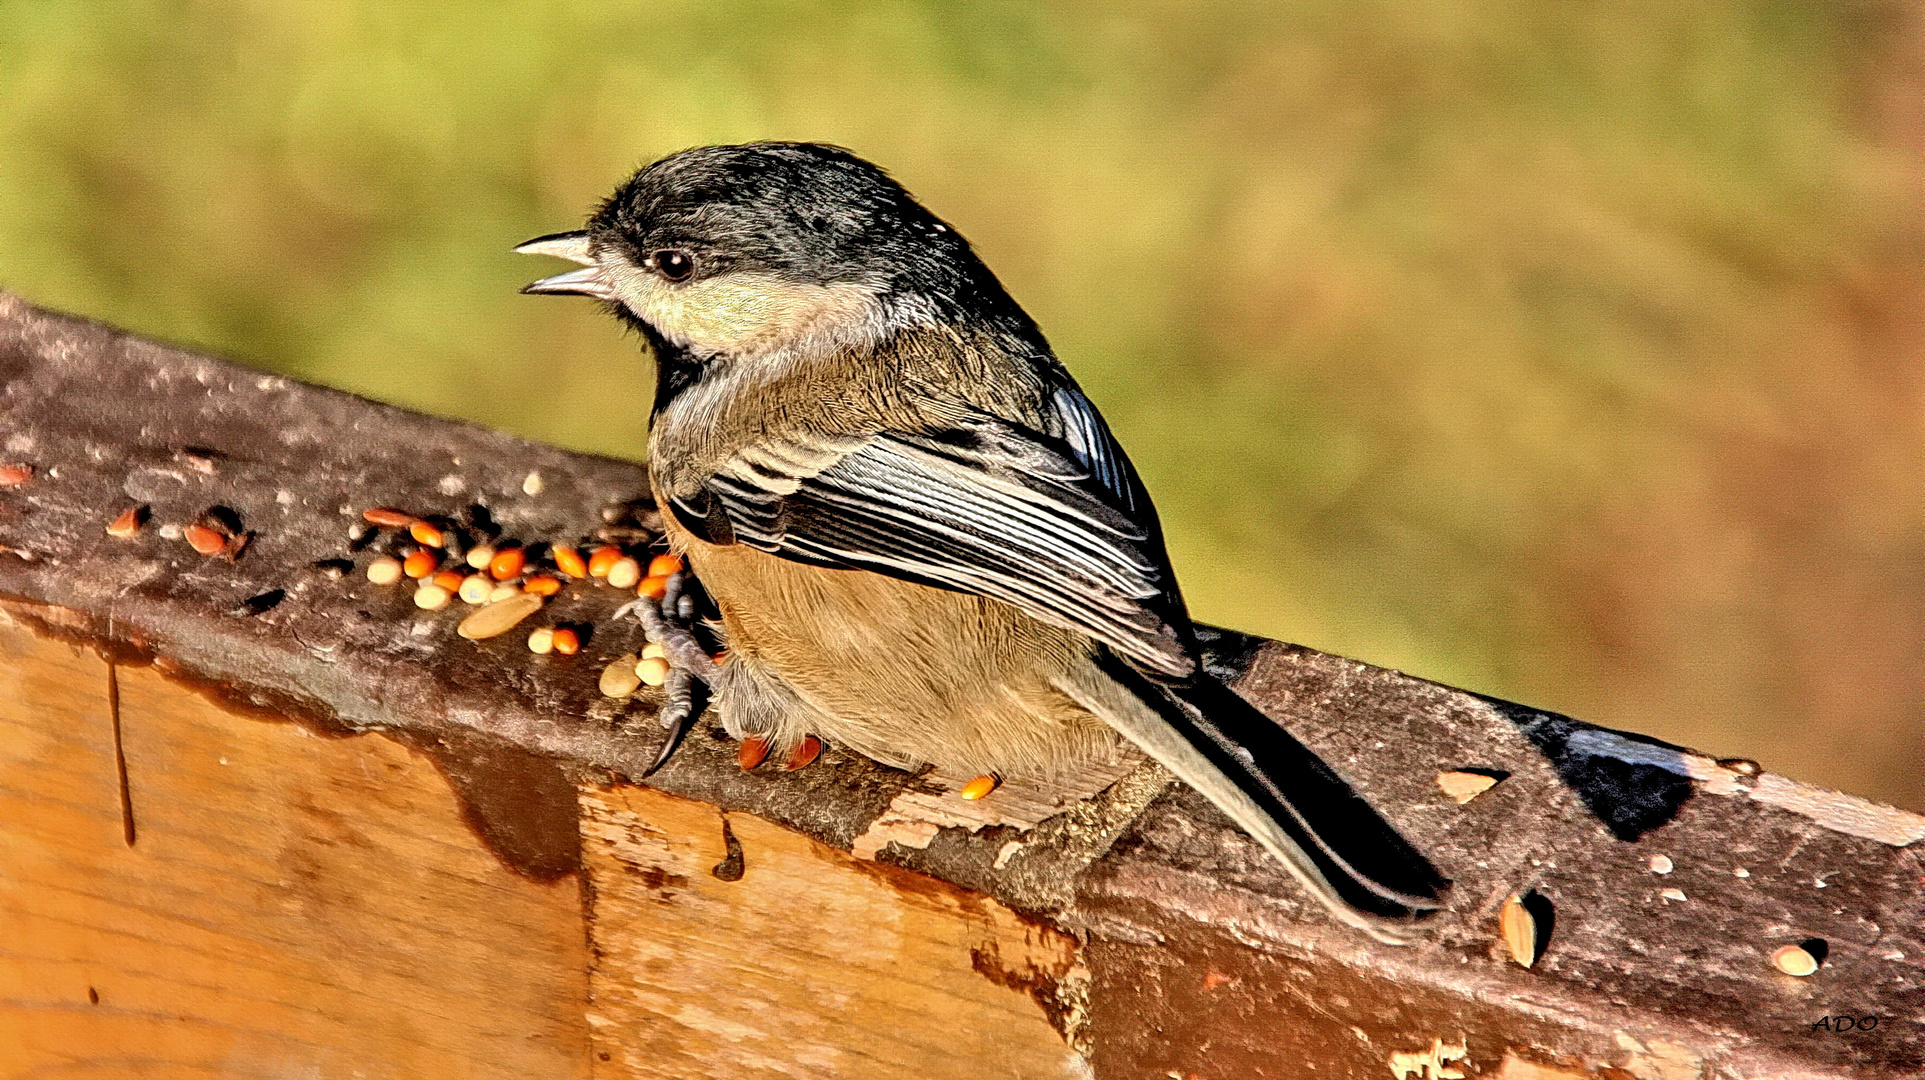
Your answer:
654;250;693;282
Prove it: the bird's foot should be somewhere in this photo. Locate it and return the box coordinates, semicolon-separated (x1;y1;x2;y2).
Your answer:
616;568;724;776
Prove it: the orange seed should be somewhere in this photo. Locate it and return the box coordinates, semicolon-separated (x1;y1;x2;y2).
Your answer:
647;553;683;577
959;774;1000;800
430;569;465;592
403;549;437;579
183;523;227;556
0;463;33;486
362;507;418;528
409;520;446;548
784;736;824;771
552;545;587;577
551;626;581;655
737;736;770;771
587;544;622;578
488;546;526;581
636;575;669;600
522;574;562;597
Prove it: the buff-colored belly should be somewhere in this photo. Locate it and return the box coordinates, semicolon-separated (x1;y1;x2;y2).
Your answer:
664;514;1118;776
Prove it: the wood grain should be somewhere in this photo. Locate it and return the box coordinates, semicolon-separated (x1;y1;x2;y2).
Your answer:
580;783;1088;1079
0;618;592;1078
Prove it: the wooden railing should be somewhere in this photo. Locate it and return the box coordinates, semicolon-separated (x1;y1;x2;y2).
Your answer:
1;292;1918;1078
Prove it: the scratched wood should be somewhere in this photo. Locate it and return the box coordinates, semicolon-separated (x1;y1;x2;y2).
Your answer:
580;783;1088;1079
0;619;592;1079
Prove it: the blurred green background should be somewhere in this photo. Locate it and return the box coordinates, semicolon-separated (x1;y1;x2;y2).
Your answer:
1;1;1918;807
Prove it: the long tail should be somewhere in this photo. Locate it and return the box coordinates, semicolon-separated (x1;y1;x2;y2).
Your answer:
1056;651;1449;943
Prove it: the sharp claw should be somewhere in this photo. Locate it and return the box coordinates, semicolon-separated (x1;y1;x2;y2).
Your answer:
783;735;823;771
640;669;701;778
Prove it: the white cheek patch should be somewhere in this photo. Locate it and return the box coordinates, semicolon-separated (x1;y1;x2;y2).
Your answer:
608;264;885;359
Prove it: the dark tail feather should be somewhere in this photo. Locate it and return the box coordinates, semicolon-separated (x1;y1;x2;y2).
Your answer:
1058;652;1449;941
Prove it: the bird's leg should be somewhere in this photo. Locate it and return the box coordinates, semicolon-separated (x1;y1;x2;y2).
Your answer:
615;569;723;775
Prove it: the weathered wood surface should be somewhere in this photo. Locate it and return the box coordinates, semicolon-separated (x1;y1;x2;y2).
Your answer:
0;618;593;1078
1;292;1921;1077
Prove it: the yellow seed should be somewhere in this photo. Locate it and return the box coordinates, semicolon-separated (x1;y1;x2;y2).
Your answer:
600;654;642;698
1771;944;1819;977
456;590;544;640
1437;770;1500;804
413;583;453;610
465;544;496;570
1500;893;1541;968
635;655;671;686
606;556;641;589
458;574;494;604
641;642;667;660
959;774;1000;801
526;627;555;654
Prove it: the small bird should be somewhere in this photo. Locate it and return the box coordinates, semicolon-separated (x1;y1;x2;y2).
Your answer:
520;142;1446;940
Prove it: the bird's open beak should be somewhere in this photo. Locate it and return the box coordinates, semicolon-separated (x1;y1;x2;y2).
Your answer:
516;231;612;298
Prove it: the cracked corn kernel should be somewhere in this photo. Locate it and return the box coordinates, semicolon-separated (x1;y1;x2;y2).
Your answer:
635;655;670;686
599;654;642;698
552;544;587;577
587;545;622;578
551;626;581;655
366;556;403;585
107;506;147;537
959;774;1000;800
606;556;641;589
527;627;555;654
1436;770;1499;804
413;583;453;610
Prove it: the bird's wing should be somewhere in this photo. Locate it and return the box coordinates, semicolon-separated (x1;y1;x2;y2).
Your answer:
670;404;1194;678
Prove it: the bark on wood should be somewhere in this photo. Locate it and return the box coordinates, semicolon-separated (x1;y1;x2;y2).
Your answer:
1;292;1920;1077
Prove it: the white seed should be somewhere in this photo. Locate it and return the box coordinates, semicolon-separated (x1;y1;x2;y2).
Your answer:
366;556;403;585
1733;867;1750;878
636;655;671;686
527;627;555;654
600;654;642;698
466;544;496;570
413;583;453;610
458;574;494;604
456;590;544;640
522;471;544;495
1660;888;1687;902
1772;944;1819;977
641;642;667;660
488;583;520;603
606;556;641;589
1648;855;1674;874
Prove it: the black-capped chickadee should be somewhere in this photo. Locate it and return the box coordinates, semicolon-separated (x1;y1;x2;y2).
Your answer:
520;142;1446;940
